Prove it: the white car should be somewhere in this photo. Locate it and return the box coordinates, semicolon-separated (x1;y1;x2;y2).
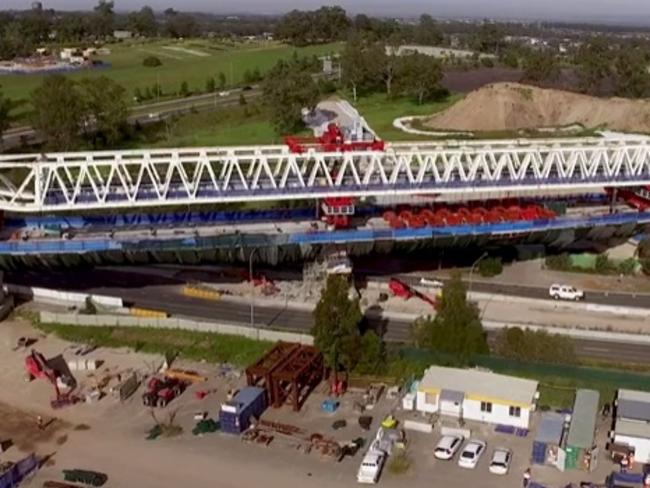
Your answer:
419;277;444;288
434;435;464;460
458;439;486;469
489;448;512;475
549;283;585;301
357;450;386;484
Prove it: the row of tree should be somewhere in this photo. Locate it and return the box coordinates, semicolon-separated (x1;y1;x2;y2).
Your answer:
311;270;576;379
341;37;447;104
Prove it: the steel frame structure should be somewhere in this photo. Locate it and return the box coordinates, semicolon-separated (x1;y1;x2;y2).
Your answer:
2;137;650;213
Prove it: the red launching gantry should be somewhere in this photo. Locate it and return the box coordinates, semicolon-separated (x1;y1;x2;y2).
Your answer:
284;123;385;154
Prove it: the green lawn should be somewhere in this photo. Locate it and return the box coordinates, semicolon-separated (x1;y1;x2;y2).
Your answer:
37;322;273;367
350;92;464;141
1;39;341;118
128;103;312;148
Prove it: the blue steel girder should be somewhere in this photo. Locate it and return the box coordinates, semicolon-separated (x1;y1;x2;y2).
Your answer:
0;137;649;213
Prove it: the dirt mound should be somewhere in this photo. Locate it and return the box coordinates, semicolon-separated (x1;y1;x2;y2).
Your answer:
424;82;650;133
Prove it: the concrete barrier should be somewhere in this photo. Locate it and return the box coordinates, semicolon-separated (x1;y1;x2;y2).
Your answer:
182;286;221;301
38;311;313;345
5;283;123;308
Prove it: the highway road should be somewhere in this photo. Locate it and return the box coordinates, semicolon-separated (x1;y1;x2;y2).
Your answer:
9;267;650;365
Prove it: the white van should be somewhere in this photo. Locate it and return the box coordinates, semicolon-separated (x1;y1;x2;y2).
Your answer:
357;450;386;484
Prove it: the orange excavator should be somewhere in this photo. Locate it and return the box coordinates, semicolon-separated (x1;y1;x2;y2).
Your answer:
25;350;77;409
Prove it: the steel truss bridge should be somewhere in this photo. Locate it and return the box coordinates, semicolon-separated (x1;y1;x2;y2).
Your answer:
1;137;650;213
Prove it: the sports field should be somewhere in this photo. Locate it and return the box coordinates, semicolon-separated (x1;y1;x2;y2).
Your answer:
0;39;341;112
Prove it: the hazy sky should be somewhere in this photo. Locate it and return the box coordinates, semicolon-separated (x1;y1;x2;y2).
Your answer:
5;0;650;24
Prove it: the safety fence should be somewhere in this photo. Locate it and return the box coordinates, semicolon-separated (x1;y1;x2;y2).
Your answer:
39;311;314;346
0;454;38;488
1;210;649;255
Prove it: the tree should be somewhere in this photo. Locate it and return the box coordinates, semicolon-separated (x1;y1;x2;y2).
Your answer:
127;5;157;37
0;86;11;146
396;53;444;104
78;76;128;147
164;9;198;38
495;327;576;364
312;275;362;376
275;6;350;45
92;0;114;38
354;331;386;375
576;37;612;95
133;87;143;101
474;22;504;54
341;36;382;101
262;59;319;134
217;72;227;89
30;75;86;151
179;81;190;97
205;77;216;93
142;56;162;67
478;257;503;278
614;47;650;98
411;273;488;363
523;50;560;82
415;14;443;46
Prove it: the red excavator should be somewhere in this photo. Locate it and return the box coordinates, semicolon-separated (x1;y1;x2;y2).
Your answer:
25;350;77;409
142;376;186;408
284;123;385;154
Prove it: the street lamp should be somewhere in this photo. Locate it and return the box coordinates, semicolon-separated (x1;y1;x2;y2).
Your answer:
249;248;258;330
468;252;488;295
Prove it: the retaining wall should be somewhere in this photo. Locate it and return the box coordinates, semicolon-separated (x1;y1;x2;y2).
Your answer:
39;311;313;345
6;284;123;308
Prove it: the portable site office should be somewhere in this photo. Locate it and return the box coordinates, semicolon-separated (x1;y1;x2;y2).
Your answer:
565;389;600;471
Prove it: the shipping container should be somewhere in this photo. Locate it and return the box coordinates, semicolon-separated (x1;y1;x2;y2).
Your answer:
219;386;267;435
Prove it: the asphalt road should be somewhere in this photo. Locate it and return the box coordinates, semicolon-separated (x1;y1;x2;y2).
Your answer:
9;267;650;364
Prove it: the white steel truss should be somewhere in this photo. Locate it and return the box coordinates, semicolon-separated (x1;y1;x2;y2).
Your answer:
1;137;650;213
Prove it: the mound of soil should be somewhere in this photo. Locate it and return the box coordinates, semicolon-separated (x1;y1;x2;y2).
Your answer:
424;82;650;133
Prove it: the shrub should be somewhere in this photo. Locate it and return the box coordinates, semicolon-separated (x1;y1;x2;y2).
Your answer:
142;56;162;67
618;258;638;275
545;253;571;271
179;81;190;97
387;450;412;475
478;257;503;277
638;238;650;259
641;258;650;276
595;254;613;274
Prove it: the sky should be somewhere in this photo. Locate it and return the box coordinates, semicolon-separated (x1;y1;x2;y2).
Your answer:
5;0;650;25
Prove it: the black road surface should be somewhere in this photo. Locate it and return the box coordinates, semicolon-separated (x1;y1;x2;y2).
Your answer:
9;267;650;365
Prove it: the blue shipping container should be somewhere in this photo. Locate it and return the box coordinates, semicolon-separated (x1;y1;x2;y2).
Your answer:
219;386;267;435
531;441;547;465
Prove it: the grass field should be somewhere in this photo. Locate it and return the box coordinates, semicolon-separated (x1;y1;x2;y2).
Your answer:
0;39;341;117
37;322;273;367
350;92;464;141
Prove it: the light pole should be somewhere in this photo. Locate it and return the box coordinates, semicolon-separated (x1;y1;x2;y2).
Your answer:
249;248;258;333
468;252;488;295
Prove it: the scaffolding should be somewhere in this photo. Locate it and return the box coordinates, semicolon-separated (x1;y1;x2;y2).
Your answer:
245;342;324;412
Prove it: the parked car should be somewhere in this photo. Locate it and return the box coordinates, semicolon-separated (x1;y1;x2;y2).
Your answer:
549;283;585;301
434;435;464;460
489;447;512;475
357;449;386;484
458;439;487;469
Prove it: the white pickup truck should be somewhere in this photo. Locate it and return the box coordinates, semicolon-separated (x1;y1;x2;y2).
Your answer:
357;449;386;484
549;283;585;301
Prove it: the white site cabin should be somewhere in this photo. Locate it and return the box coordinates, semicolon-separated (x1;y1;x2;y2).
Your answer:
416;366;539;429
613;389;650;464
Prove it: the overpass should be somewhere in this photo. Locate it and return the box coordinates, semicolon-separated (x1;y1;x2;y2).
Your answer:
1;136;650;213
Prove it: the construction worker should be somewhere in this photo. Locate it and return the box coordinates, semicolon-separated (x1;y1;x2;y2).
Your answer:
36;415;44;430
620;453;629;473
523;468;531;488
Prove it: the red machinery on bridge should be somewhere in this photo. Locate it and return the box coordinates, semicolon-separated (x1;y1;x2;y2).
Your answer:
389;278;439;310
284;123;385;154
606;186;650;211
284;123;385;230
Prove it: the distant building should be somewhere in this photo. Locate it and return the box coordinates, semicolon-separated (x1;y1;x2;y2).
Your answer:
386;45;496;61
613;389;650;463
113;30;133;40
416;366;538;429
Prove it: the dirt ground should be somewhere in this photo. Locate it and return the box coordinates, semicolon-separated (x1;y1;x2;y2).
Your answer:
0;317;625;488
424;82;650;133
